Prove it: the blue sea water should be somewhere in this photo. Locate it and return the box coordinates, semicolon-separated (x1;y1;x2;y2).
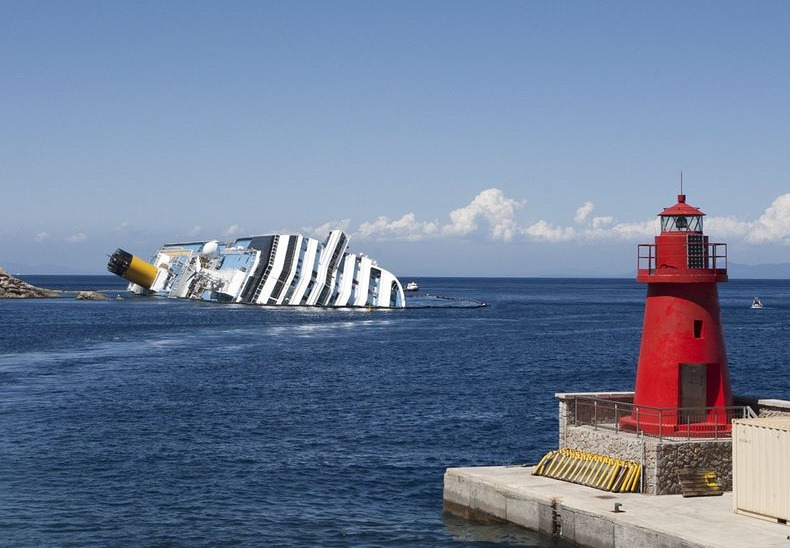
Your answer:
1;276;789;547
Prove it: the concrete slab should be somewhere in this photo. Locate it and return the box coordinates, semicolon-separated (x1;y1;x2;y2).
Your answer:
444;466;790;548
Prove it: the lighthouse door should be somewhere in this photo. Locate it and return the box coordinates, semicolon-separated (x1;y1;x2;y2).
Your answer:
680;363;707;422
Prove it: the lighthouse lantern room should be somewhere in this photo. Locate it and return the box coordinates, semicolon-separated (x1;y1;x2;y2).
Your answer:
621;194;733;436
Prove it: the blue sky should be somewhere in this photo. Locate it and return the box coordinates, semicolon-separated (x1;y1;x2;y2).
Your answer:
2;1;789;275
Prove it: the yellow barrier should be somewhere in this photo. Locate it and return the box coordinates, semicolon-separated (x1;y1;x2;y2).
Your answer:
531;449;641;493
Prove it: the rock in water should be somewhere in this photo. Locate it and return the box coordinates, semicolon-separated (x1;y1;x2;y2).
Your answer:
0;267;59;298
75;291;107;300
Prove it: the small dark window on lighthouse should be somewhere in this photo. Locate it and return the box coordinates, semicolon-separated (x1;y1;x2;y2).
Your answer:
694;320;703;339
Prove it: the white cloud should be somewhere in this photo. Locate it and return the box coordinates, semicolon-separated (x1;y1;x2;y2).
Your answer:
443;188;524;241
565;200;653;240
354;188;523;242
34;231;49;242
345;188;790;248
701;194;790;245
524;220;577;242
67;232;87;243
303;219;351;240
591;216;614;229
747;193;790;244
357;213;439;241
574;202;594;223
704;216;751;239
223;224;244;237
605;219;657;240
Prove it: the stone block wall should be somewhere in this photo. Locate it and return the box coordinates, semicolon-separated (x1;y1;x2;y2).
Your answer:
655;440;732;494
559;424;659;493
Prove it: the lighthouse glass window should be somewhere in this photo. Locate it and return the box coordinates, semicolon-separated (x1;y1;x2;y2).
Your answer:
661;215;702;233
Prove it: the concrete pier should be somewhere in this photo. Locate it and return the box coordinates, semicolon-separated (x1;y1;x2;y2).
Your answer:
443;465;790;548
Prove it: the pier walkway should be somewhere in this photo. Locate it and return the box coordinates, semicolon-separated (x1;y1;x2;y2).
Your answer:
444;465;790;548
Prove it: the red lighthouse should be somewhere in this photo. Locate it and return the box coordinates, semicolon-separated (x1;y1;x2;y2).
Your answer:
622;194;732;436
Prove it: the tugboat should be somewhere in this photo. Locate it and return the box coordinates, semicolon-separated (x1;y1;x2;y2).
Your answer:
751;297;763;309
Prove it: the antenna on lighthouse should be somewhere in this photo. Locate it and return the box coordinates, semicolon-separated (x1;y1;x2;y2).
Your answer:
680;171;684;195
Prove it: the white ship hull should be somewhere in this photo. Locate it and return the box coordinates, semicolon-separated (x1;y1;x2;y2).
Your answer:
108;230;405;308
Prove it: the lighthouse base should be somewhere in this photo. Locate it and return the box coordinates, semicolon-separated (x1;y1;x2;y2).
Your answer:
618;414;732;439
557;392;741;494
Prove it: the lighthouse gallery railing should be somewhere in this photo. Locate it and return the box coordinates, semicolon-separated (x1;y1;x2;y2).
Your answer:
572;397;756;441
637;242;727;276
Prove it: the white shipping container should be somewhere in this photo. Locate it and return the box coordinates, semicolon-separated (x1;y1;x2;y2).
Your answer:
732;418;790;522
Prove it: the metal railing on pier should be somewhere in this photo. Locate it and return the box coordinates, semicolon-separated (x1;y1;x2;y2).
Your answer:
572;397;756;441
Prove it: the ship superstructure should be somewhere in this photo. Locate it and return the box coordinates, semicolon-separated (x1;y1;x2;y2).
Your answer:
108;230;405;308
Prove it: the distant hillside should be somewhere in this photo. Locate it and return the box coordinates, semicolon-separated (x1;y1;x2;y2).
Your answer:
4;259;789;279
1;261;94;275
728;262;790;279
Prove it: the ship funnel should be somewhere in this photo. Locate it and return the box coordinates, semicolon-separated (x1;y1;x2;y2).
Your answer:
107;249;159;289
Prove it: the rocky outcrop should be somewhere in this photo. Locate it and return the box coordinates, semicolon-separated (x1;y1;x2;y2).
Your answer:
0;266;59;298
75;291;107;300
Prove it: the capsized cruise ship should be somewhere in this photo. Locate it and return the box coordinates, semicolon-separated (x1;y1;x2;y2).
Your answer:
107;230;406;308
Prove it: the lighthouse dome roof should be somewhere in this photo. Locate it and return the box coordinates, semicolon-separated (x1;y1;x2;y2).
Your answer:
659;194;705;217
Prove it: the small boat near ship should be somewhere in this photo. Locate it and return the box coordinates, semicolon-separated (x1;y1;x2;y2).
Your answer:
751;297;763;309
108;230;406;308
405;281;419;292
